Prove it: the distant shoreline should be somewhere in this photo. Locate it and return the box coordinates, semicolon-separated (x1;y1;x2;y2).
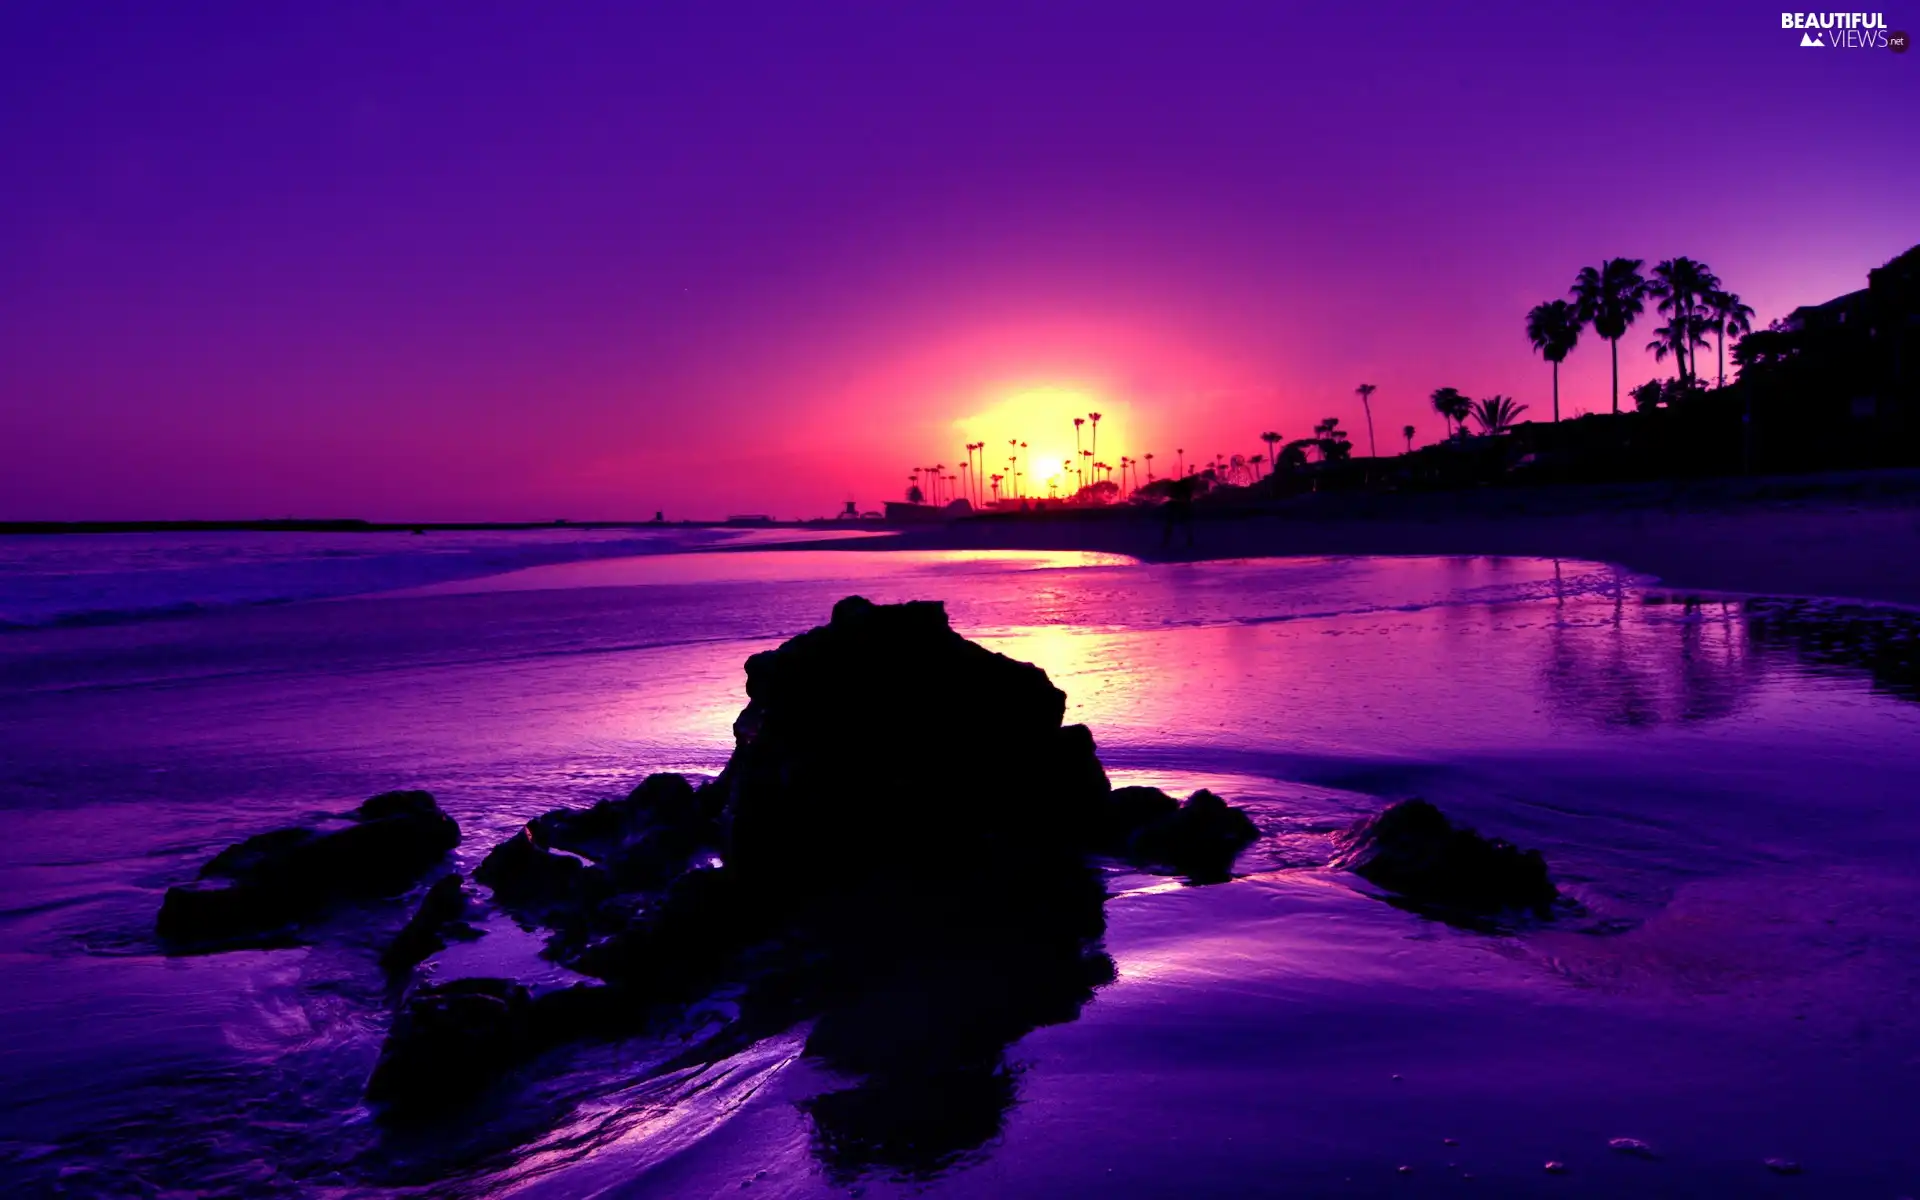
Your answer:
869;467;1920;608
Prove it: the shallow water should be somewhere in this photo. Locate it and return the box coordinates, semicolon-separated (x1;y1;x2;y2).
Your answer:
3;541;1919;1196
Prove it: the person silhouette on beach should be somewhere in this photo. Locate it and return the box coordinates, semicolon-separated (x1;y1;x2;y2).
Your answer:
1161;476;1195;548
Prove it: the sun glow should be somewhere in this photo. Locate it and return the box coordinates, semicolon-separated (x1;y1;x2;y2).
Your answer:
951;384;1136;498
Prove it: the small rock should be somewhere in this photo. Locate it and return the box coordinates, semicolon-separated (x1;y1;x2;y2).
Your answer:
1331;798;1557;914
381;874;471;972
158;790;460;944
1608;1137;1657;1159
1763;1158;1801;1175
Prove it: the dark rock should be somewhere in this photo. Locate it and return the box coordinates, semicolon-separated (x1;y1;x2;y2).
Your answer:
533;773;704;860
1331;799;1557;914
381;874;473;973
1097;786;1181;849
473;826;596;912
157;790;459;945
366;978;535;1113
709;595;1111;902
1126;789;1261;879
476;773;720;917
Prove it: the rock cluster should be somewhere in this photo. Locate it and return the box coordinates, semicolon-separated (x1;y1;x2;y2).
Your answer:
371;598;1262;1148
158;597;1267;1164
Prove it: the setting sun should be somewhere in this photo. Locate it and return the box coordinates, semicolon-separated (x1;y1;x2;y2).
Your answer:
952;385;1135;498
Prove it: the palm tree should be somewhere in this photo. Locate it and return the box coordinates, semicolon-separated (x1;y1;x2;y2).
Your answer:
1525;298;1581;422
1402;423;1415;453
1704;289;1755;390
1646;258;1720;385
1260;431;1282;472
1088;412;1102;475
1072;418;1085;487
1430;387;1471;440
1175;448;1184;479
1571;257;1648;413
1144;452;1155;482
1354;384;1377;458
989;473;1002;504
1470;395;1529;434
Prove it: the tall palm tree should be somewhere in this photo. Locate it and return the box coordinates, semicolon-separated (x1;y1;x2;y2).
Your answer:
1430;387;1471;439
1088;412;1102;473
1646;257;1720;385
1704;288;1755;390
1354;384;1377;458
989;474;1002;504
1402;423;1415;453
1144;452;1155;482
1571;257;1648;413
1260;430;1282;468
1525;298;1581;422
1175;448;1184;478
1072;418;1085;487
1470;395;1529;434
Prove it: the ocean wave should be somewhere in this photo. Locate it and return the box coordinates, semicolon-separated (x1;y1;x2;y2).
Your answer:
0;528;767;630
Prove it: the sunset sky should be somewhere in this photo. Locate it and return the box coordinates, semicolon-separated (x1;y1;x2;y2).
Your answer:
2;2;1914;520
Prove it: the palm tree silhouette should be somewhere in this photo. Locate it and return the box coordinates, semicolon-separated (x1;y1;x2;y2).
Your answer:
1088;412;1102;476
1402;423;1415;453
1429;387;1471;440
1571;258;1648;414
1144;452;1155;482
1260;430;1282;469
989;474;1002;504
1470;395;1529;434
1525;298;1582;423
1647;258;1720;385
1704;288;1755;390
1175;449;1184;479
1354;384;1377;458
1072;418;1085;488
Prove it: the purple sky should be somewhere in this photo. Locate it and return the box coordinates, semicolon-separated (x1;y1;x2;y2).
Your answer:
2;2;1914;520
